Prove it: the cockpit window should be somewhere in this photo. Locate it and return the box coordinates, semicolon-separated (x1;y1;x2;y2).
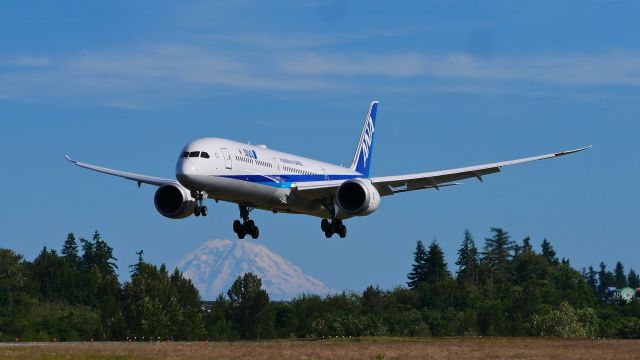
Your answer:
189;151;200;158
201;152;210;158
182;151;189;158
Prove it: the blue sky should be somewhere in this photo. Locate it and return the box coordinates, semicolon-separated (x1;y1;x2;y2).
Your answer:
1;1;639;297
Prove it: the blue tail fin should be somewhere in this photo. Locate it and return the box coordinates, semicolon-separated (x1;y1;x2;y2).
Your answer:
350;101;378;177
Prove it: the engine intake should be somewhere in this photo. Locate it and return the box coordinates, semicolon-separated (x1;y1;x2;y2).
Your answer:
154;184;196;219
336;178;381;216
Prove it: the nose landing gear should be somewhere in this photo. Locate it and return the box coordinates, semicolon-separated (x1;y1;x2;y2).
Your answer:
233;205;259;239
193;191;208;217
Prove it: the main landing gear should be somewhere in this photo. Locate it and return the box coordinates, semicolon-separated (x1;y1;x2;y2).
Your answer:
193;191;208;217
321;218;347;238
319;196;346;238
233;205;259;239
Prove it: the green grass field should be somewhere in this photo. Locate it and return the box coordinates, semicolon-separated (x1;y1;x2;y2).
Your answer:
2;337;640;360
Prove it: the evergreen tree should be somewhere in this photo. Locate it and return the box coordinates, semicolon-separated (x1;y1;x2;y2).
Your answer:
129;250;144;275
123;258;204;340
92;231;118;273
456;230;479;286
204;293;235;340
522;236;533;253
60;233;83;304
80;232;122;339
482;228;514;267
407;240;428;290
586;265;598;295
597;262;615;298
227;273;273;339
540;239;558;265
0;249;28;315
30;247;66;300
627;268;640;288
80;237;94;267
614;261;627;288
424;240;450;284
61;233;79;263
480;228;515;301
362;285;384;313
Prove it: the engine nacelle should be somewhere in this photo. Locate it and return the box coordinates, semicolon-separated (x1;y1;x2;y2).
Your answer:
154;184;196;219
336;178;381;216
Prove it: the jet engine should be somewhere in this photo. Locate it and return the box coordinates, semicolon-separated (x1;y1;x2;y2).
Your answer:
154;184;196;219
335;178;381;216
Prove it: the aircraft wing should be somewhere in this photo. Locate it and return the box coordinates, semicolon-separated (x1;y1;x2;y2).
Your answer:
371;146;591;195
65;155;178;187
293;146;591;199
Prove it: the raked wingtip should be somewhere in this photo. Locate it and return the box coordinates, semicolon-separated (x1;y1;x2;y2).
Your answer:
555;146;592;157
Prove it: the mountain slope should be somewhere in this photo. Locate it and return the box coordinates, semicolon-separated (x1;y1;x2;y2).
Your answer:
176;239;333;301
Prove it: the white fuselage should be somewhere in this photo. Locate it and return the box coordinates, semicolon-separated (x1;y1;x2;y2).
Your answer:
175;137;361;218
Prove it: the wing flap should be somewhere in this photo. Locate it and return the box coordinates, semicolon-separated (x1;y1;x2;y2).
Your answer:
290;180;346;200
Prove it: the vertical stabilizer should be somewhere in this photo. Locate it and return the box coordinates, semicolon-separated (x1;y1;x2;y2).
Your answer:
350;101;378;177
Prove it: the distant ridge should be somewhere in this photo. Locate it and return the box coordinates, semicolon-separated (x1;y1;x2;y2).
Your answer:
176;239;333;301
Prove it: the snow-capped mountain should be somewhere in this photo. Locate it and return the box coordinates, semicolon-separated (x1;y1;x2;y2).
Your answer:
176;239;333;301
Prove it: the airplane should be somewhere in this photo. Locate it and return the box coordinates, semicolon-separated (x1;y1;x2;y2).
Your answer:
66;101;590;239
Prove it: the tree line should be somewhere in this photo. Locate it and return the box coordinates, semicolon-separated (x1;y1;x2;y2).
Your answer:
1;228;639;341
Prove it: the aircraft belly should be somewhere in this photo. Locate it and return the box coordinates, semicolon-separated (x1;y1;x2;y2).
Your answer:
193;175;326;216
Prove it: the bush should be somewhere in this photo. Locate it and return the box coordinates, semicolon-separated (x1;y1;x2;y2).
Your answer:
528;301;598;338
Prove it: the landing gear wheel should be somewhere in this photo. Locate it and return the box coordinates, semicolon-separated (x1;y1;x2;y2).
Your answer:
321;219;330;232
235;205;260;239
243;220;259;239
200;206;208;217
338;224;347;238
194;206;201;217
321;219;347;238
245;220;256;231
233;220;243;234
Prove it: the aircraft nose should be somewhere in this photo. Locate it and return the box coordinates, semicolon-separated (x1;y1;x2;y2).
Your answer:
180;158;197;175
176;158;197;187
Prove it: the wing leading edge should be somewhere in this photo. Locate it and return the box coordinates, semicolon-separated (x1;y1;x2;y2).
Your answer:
293;146;591;198
65;155;177;187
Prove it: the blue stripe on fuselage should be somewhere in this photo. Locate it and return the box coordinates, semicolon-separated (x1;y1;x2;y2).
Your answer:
216;174;359;188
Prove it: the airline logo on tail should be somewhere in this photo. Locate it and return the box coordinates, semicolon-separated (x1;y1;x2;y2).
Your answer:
361;112;375;166
351;101;378;178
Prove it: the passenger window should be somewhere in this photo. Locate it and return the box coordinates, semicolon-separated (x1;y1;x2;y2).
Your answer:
189;151;200;157
201;152;210;158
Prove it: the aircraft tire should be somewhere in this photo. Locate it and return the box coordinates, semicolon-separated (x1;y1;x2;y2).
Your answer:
194;206;201;217
233;220;242;233
237;230;246;239
245;220;256;230
324;230;333;238
321;219;330;232
251;227;259;239
338;224;347;238
201;206;208;217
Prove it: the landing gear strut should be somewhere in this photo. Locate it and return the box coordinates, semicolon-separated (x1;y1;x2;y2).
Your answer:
321;218;347;238
193;191;208;217
233;205;259;239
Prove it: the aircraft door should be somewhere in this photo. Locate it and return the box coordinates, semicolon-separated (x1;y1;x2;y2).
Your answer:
272;158;281;181
220;148;232;169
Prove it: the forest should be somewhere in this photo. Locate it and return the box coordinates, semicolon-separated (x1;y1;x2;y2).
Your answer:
1;228;638;341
